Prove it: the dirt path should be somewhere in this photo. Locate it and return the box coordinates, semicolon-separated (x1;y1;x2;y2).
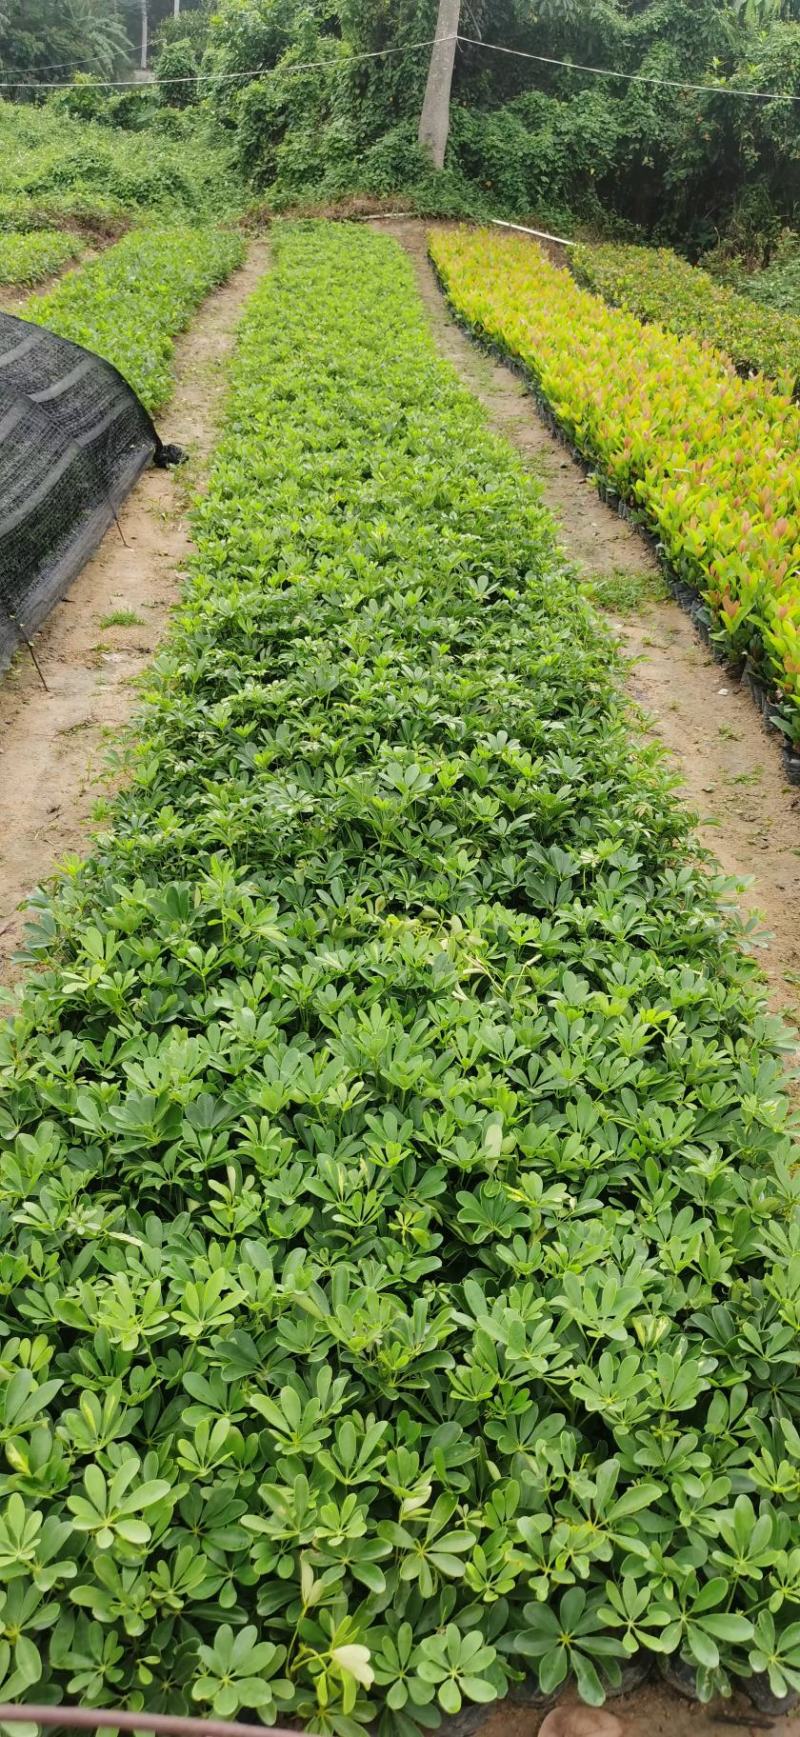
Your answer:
379;219;800;1036
483;1681;800;1737
0;247;97;312
0;240;270;987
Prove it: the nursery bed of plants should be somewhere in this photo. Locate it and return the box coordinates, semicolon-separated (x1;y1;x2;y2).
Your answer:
724;235;800;318
24;226;245;414
571;240;800;393
431;227;800;759
0;227;82;287
1;220;800;1728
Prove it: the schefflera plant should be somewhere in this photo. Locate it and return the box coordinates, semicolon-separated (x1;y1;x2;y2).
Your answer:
0;222;799;1734
25;224;245;413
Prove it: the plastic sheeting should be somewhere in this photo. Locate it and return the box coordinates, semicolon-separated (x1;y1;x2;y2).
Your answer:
0;311;166;672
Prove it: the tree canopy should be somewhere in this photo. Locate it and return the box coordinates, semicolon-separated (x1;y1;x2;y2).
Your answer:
197;0;800;246
0;0;208;83
0;0;131;81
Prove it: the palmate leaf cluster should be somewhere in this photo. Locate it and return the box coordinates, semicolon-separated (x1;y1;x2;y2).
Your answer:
430;226;800;755
23;225;244;413
2;222;800;1728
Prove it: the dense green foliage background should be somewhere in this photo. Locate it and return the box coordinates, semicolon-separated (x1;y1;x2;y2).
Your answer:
0;0;129;84
196;0;800;247
1;0;798;248
0;98;242;228
0;0;208;85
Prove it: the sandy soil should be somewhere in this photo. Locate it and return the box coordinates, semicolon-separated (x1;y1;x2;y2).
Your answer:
378;220;800;1041
483;1680;800;1736
0;240;270;987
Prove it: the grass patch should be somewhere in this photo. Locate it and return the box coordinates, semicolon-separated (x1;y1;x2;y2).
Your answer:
98;609;146;629
583;568;669;617
0;101;243;222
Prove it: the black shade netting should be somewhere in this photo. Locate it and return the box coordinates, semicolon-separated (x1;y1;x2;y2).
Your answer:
0;311;168;672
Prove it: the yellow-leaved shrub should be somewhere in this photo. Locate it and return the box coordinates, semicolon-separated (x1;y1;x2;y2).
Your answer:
430;227;800;750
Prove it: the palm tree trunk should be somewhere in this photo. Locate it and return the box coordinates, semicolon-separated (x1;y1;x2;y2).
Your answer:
418;0;461;170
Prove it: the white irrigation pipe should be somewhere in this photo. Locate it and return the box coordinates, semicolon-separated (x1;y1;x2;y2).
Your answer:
488;217;574;247
358;212;575;247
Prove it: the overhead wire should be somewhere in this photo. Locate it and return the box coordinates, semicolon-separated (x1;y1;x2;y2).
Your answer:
0;34;451;90
457;33;800;104
0;52;103;75
0;26;796;104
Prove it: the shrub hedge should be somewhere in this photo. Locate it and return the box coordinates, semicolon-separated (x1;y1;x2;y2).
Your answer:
24;227;245;413
0;228;81;287
2;222;800;1728
571;241;800;396
431;227;800;755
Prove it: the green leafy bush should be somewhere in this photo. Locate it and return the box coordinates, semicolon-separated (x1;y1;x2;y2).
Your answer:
25;226;244;412
0;99;243;220
153;39;201;110
572;240;800;393
156;4;213;62
728;231;800;314
2;221;800;1726
48;72;114;126
432;226;800;751
0;227;81;286
450;91;620;229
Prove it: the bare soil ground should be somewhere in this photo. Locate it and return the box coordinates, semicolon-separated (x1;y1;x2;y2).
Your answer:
483;1681;800;1737
0;240;270;987
378;219;800;1043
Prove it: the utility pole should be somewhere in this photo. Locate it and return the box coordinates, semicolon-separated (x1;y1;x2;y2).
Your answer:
139;0;148;70
418;0;461;170
174;0;181;16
